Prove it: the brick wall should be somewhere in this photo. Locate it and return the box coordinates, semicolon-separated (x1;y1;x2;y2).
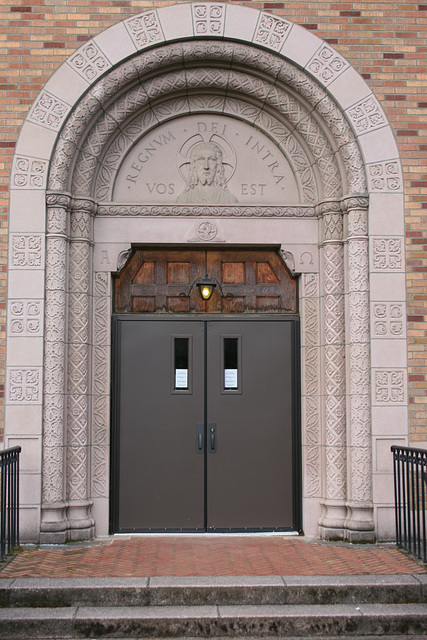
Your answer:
1;0;426;443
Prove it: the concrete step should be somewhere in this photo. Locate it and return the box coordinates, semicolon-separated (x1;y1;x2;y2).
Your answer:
1;575;426;608
0;576;426;639
0;603;427;639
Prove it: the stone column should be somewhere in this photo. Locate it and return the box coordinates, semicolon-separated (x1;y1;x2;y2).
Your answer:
343;195;374;541
40;192;71;543
66;197;95;540
318;200;347;538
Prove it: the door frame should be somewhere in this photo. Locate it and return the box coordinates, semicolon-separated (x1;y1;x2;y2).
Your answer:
109;314;302;534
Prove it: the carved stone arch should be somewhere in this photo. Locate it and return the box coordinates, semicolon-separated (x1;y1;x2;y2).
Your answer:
7;2;406;543
50;42;365;201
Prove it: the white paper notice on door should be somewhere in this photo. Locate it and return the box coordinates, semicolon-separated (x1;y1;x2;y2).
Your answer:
175;369;188;389
224;369;238;389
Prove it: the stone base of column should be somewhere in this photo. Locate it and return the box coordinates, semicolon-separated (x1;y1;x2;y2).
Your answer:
40;502;69;544
345;502;376;543
67;500;95;541
318;501;347;539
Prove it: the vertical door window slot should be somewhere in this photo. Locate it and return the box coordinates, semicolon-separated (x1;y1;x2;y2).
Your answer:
223;337;239;391
174;337;189;390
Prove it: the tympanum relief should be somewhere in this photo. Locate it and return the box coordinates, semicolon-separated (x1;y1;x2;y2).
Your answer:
113;115;299;204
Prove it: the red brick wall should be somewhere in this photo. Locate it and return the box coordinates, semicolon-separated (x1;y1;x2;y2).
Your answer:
1;0;426;443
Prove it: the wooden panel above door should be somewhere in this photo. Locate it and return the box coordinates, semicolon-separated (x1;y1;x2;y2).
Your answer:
113;248;297;314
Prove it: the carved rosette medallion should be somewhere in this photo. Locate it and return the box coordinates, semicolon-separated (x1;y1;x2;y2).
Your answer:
12;156;48;190
68;42;111;82
253;13;292;51
124;11;164;49
367;160;402;193
347;95;386;134
28;90;70;132
307;44;349;87
192;4;225;36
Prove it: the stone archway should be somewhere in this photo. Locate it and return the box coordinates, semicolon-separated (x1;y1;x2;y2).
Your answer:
7;3;406;543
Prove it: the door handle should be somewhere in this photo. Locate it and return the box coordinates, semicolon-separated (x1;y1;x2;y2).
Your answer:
196;422;204;454
209;423;217;454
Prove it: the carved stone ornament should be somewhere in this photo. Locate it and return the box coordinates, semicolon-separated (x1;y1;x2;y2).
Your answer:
187;220;225;243
11;234;43;268
28;90;70;132
307;44;349;87
372;238;403;271
253;12;292;51
48;41;365;198
124;11;164;49
347;95;386;134
192;4;225;36
8;300;43;337
374;369;406;404
372;302;405;338
98;204;316;217
368;161;402;192
117;248;132;273
7;368;42;404
68;41;111;82
12;156;48;189
280;250;295;275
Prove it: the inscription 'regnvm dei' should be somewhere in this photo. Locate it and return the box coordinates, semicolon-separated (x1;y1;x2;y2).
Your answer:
113;115;300;205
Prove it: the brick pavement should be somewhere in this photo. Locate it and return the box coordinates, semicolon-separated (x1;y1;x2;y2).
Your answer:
0;537;425;578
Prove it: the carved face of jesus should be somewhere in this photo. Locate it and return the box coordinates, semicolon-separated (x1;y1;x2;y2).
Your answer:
192;144;219;186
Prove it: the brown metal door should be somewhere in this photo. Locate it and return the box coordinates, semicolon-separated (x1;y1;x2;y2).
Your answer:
116;319;205;531
206;320;294;530
114;317;297;532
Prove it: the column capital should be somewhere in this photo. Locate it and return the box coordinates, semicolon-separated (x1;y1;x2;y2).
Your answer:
71;196;97;216
341;194;369;213
316;199;342;218
46;190;72;209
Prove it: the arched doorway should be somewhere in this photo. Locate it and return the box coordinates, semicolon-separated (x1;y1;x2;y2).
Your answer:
111;247;300;532
5;3;407;543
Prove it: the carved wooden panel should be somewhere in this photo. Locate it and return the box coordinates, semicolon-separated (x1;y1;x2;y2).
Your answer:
114;248;297;314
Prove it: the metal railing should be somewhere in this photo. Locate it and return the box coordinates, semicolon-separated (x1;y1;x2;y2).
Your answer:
392;445;427;563
0;446;21;561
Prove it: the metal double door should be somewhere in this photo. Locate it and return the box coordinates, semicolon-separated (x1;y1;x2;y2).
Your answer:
114;318;297;532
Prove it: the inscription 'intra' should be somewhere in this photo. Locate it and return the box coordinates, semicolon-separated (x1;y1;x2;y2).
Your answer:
245;136;285;186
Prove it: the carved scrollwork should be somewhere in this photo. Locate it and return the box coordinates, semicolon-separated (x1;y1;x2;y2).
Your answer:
347;95;386;134
28;90;70;132
97;204;316;217
253;12;292;51
192;3;225;36
12;155;48;190
372;238;403;271
307;44;349;87
374;369;406;404
11;235;43;268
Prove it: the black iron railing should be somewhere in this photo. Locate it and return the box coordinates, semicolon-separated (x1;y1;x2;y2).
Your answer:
0;446;21;561
392;445;427;563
